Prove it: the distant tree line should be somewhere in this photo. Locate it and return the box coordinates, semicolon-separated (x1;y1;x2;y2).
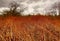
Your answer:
2;1;60;16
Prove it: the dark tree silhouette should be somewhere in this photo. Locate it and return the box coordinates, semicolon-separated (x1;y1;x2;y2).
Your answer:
10;1;19;13
2;1;21;16
9;1;20;16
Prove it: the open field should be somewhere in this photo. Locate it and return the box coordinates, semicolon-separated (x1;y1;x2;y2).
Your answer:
0;15;60;41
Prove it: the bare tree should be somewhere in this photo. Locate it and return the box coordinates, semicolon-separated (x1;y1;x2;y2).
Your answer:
10;1;19;12
9;1;20;16
52;2;60;15
2;1;21;16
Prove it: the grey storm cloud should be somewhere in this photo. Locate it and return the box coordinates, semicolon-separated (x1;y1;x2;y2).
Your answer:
0;0;60;15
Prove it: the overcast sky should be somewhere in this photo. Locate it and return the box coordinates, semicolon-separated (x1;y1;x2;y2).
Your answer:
0;0;60;15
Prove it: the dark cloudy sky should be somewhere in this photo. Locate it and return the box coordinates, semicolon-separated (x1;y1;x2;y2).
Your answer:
0;0;60;15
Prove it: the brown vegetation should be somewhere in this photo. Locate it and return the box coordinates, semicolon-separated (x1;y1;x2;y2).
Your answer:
0;16;60;41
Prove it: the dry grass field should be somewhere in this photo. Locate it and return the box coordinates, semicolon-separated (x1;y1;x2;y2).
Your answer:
0;15;60;41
